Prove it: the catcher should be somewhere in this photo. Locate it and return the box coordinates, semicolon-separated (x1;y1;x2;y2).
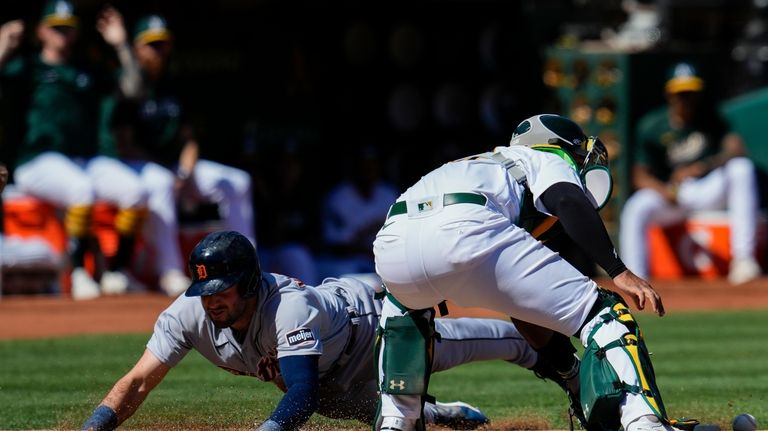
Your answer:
372;114;693;431
81;230;576;431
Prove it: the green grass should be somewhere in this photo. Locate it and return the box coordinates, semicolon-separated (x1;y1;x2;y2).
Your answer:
0;310;766;430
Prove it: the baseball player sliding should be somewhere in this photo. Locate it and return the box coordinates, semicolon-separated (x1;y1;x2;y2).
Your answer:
81;231;574;431
373;114;693;431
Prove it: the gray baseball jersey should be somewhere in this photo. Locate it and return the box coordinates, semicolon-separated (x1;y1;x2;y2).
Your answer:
147;273;537;422
148;273;379;389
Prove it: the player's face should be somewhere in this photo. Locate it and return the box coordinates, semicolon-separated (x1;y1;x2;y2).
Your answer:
134;40;171;79
667;91;700;123
201;284;248;329
37;24;78;52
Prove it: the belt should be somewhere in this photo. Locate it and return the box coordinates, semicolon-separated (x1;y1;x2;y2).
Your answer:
386;192;487;218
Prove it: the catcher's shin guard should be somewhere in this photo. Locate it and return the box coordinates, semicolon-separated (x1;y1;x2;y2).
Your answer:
580;290;668;431
377;300;436;397
374;294;436;431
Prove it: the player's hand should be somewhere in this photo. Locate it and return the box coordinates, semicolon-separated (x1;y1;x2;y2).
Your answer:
611;269;665;316
0;162;8;193
255;419;282;431
671;162;706;185
96;6;127;48
0;20;24;57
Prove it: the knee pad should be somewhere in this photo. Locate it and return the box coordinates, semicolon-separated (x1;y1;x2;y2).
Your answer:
580;293;667;430
535;331;578;376
378;308;436;396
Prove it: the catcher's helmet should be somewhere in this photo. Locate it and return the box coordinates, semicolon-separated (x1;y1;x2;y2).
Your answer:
510;114;613;210
185;231;261;298
509;114;587;150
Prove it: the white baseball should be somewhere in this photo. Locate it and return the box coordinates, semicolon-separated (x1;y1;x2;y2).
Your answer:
732;413;758;431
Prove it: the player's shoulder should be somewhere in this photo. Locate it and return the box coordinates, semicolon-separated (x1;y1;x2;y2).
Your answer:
164;293;204;315
1;55;30;76
155;293;206;332
495;144;572;171
268;273;314;305
637;106;669;134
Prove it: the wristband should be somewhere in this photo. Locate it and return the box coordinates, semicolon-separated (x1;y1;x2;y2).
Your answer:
81;405;118;431
255;419;282;431
176;168;191;181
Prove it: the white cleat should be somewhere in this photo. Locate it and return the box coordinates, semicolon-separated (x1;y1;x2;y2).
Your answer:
380;416;417;431
101;270;145;295
71;267;101;300
160;269;191;296
627;415;684;431
430;401;490;430
728;257;761;285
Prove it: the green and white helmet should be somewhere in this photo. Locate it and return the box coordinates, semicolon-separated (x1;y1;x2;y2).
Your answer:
510;114;587;149
510;114;612;210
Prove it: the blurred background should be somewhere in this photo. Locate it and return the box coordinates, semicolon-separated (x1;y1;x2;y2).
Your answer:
2;0;768;294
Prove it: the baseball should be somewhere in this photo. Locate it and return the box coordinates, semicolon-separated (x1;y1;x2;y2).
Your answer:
732;413;758;431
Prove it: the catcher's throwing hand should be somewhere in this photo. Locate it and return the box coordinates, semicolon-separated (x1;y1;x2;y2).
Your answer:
611;269;665;316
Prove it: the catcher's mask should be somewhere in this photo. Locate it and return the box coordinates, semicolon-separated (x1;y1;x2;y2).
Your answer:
185;231;261;298
510;114;612;209
580;136;612;210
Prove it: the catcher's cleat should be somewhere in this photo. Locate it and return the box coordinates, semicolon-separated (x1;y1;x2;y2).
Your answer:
668;417;701;431
627;415;688;431
380;416;418;431
430;401;490;430
529;355;589;430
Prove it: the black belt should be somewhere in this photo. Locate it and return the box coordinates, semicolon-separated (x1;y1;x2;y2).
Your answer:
387;192;487;218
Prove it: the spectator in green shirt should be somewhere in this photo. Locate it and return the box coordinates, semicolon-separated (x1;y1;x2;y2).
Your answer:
0;1;148;299
98;14;255;296
619;61;762;285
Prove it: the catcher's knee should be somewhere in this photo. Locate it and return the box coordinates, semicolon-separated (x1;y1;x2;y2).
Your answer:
377;308;436;396
580;293;667;429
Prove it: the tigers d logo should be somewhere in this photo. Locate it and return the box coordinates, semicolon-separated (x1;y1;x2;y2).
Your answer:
196;264;208;280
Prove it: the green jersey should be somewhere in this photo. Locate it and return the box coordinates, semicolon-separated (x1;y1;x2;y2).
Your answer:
634;106;727;182
2;55;110;165
99;74;185;166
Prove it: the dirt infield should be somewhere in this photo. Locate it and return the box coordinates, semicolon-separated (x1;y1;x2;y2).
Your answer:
1;277;766;340
2;277;764;431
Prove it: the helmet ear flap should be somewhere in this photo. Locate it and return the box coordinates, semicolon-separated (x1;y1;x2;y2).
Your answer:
238;265;262;298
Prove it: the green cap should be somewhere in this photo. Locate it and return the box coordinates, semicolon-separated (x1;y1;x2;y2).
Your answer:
665;62;704;94
40;0;79;28
133;15;172;44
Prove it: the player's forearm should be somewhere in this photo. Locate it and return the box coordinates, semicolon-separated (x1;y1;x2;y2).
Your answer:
264;381;318;430
83;373;156;430
101;375;154;424
265;355;320;430
540;182;626;277
114;43;142;98
176;138;199;179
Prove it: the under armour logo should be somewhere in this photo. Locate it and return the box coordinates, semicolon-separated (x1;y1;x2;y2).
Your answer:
196;264;208;280
389;379;406;390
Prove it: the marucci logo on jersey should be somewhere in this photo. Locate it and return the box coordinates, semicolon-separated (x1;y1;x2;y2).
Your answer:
285;328;315;346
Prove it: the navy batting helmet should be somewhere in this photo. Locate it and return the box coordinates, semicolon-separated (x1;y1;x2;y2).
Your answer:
185;231;261;298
